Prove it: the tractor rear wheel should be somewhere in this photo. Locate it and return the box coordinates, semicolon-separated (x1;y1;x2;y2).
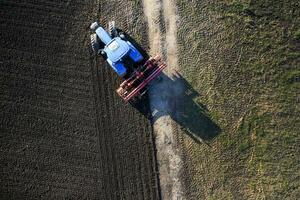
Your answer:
100;50;107;59
108;21;118;38
119;33;126;39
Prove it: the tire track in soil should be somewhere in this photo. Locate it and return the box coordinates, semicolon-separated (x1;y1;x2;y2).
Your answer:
1;1;102;199
1;0;159;199
90;0;161;199
143;0;186;199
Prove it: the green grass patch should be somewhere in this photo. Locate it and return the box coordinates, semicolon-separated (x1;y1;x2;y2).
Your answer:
294;28;300;39
176;0;300;198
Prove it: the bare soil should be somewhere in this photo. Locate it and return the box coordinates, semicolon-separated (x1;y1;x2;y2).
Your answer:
0;0;160;199
143;0;186;199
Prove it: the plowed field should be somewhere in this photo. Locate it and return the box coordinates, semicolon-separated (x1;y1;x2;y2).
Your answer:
0;0;160;199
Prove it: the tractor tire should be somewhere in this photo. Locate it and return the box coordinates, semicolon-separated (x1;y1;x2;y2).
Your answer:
100;50;107;59
119;33;126;39
90;34;100;53
90;22;99;32
108;21;118;38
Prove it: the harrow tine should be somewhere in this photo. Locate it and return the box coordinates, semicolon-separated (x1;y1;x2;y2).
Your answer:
116;55;166;102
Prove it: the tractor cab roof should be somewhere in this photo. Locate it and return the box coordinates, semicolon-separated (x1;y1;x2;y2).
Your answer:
104;38;130;63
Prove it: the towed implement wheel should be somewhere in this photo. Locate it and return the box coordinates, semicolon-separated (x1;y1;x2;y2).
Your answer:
116;87;128;99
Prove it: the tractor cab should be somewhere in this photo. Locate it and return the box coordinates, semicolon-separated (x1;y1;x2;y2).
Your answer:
105;38;129;63
104;37;144;77
104;38;129;77
90;22;143;77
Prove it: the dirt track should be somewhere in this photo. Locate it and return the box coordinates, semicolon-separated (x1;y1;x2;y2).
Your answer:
143;0;186;199
0;1;160;199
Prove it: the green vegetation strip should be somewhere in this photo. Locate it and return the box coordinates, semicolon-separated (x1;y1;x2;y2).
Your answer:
176;0;299;199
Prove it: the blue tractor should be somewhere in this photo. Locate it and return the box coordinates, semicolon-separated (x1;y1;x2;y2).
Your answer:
90;21;166;102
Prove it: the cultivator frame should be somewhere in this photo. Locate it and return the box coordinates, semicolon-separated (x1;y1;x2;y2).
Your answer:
116;55;166;102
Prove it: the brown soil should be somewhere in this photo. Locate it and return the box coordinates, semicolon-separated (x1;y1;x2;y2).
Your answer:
0;0;160;199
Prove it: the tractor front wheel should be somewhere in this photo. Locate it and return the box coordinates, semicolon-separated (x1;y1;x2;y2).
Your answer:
108;21;118;38
90;34;100;53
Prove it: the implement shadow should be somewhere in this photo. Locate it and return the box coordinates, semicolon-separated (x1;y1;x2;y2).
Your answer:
153;72;220;142
133;71;221;143
117;29;220;142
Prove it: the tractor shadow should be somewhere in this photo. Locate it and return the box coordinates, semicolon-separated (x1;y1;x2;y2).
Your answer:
132;71;221;143
118;29;220;142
